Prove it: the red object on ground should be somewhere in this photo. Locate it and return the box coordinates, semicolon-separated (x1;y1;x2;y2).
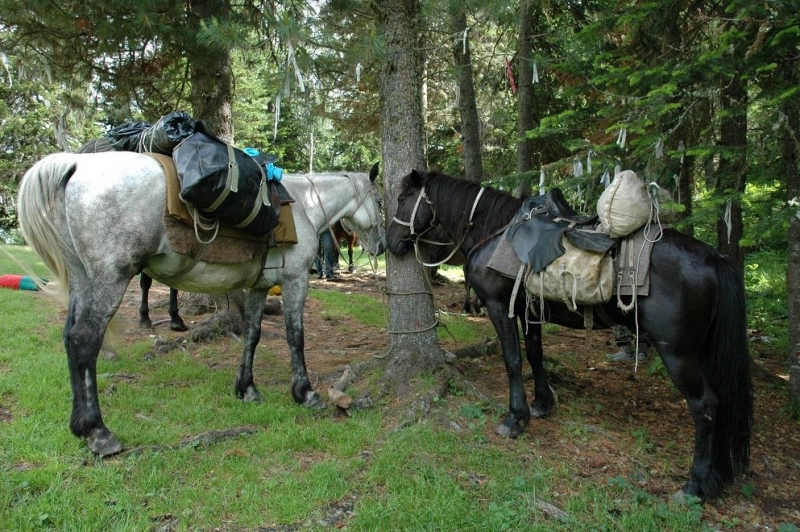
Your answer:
0;274;40;290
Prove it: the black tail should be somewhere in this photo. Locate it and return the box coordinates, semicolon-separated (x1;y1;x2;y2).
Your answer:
706;255;752;483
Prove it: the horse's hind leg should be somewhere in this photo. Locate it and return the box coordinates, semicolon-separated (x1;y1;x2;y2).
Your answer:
167;288;188;331
659;350;722;499
65;284;126;456
139;273;154;329
234;289;267;402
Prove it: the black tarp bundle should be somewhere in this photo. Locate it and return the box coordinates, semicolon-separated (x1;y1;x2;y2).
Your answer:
173;128;280;238
107;111;195;154
82;112;282;238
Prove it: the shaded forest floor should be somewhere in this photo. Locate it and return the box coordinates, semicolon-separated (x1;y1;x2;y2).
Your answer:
119;269;799;531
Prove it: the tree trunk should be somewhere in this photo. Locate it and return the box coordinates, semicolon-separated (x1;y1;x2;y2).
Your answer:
715;69;746;270
451;8;484;184
676;153;694;236
783;57;800;414
715;19;749;271
374;0;447;395
187;0;234;143
185;0;241;328
514;0;535;198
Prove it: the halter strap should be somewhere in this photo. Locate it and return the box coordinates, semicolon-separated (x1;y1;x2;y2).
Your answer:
394;186;485;268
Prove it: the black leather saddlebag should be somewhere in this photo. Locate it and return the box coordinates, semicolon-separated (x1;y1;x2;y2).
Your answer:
173;131;280;238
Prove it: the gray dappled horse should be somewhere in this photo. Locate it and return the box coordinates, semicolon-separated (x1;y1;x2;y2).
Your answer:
17;152;385;456
387;169;752;500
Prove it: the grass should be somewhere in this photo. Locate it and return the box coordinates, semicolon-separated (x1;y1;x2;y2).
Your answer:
0;244;769;530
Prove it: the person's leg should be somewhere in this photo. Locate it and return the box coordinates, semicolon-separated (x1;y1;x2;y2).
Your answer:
314;239;325;279
320;231;337;279
606;325;637;361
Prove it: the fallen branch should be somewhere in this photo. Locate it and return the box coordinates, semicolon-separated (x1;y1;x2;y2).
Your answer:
115;426;259;458
454;338;499;359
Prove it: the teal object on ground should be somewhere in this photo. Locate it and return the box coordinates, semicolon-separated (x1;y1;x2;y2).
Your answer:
19;276;39;290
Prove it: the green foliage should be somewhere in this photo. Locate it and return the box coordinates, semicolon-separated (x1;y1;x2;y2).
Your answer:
745;250;788;350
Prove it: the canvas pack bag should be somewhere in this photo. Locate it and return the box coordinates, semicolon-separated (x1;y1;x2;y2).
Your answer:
173;131;280;238
525;235;613;312
596;170;651;238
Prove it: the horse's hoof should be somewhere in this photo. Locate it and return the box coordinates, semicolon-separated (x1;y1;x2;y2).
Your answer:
495;424;512;437
531;386;558;418
87;428;123;457
530;404;552;418
494;422;522;439
303;391;326;409
139;320;153;329
242;385;262;403
672;483;702;504
170;322;189;332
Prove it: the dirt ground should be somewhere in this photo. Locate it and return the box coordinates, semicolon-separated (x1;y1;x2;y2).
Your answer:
117;267;799;530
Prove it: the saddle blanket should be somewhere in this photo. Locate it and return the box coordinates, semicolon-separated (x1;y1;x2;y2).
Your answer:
149;154;297;264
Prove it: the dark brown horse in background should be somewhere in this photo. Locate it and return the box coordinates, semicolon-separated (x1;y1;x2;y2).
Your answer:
331;221;358;273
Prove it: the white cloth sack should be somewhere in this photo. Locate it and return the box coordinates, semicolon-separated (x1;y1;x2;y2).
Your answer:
597;170;651;238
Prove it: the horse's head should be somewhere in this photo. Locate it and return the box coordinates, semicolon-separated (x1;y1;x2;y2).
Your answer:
340;162;386;257
387;169;437;256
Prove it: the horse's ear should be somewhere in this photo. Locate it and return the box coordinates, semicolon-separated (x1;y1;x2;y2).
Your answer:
409;169;424;187
369;162;379;182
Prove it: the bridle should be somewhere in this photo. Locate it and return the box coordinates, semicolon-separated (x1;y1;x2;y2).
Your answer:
392;185;485;267
339;174;385;254
305;173;385;255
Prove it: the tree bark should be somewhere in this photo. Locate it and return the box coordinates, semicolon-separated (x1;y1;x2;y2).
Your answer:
186;0;234;143
782;56;800;413
374;0;446;393
715;68;747;270
714;19;751;271
514;0;535;198
184;0;241;328
451;7;484;184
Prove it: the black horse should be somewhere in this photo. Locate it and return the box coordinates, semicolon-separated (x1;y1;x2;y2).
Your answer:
387;169;752;500
138;274;188;331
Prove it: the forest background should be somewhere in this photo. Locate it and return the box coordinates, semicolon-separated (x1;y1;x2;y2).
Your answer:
0;0;798;405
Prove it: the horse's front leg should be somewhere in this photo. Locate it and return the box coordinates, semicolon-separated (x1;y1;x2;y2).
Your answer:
234;289;267;402
485;300;530;438
65;293;123;456
282;276;326;408
521;319;556;418
347;245;355;273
